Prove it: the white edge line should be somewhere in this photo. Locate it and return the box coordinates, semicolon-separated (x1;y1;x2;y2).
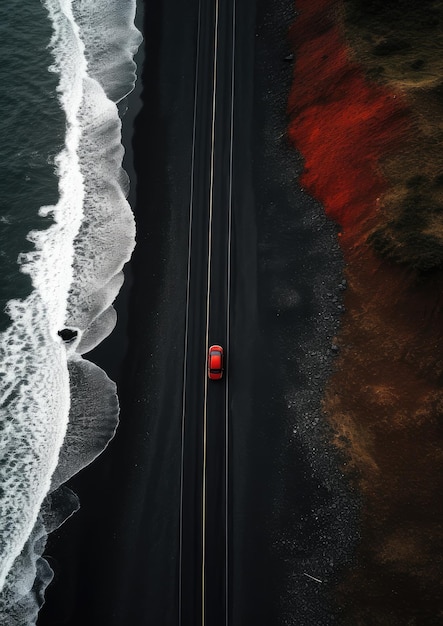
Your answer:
202;1;220;624
225;1;236;624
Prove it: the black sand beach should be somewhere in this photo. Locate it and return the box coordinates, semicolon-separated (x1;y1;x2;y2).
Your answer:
38;1;357;624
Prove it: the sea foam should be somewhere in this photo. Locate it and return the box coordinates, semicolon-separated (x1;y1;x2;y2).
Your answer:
0;0;141;620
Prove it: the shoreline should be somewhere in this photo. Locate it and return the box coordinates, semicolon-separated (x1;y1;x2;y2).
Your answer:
37;3;146;623
84;0;145;384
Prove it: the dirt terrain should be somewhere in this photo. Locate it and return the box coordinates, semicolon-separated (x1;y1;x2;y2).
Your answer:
288;0;443;622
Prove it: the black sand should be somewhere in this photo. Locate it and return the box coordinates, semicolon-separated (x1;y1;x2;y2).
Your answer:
38;1;357;624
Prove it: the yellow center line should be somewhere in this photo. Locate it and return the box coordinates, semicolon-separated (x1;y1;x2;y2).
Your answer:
202;0;220;624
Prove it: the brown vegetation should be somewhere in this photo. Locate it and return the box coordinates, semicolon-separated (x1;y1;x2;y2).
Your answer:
288;0;443;621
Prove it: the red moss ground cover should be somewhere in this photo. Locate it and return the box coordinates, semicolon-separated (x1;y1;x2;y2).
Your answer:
287;0;410;246
288;0;443;622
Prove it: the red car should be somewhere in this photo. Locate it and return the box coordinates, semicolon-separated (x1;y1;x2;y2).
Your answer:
208;345;224;380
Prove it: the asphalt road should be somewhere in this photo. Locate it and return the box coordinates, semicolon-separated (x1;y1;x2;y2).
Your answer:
178;0;234;624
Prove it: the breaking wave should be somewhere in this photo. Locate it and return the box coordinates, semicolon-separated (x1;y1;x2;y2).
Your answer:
0;0;142;621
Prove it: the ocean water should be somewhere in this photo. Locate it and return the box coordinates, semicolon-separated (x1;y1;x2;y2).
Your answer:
0;0;141;622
